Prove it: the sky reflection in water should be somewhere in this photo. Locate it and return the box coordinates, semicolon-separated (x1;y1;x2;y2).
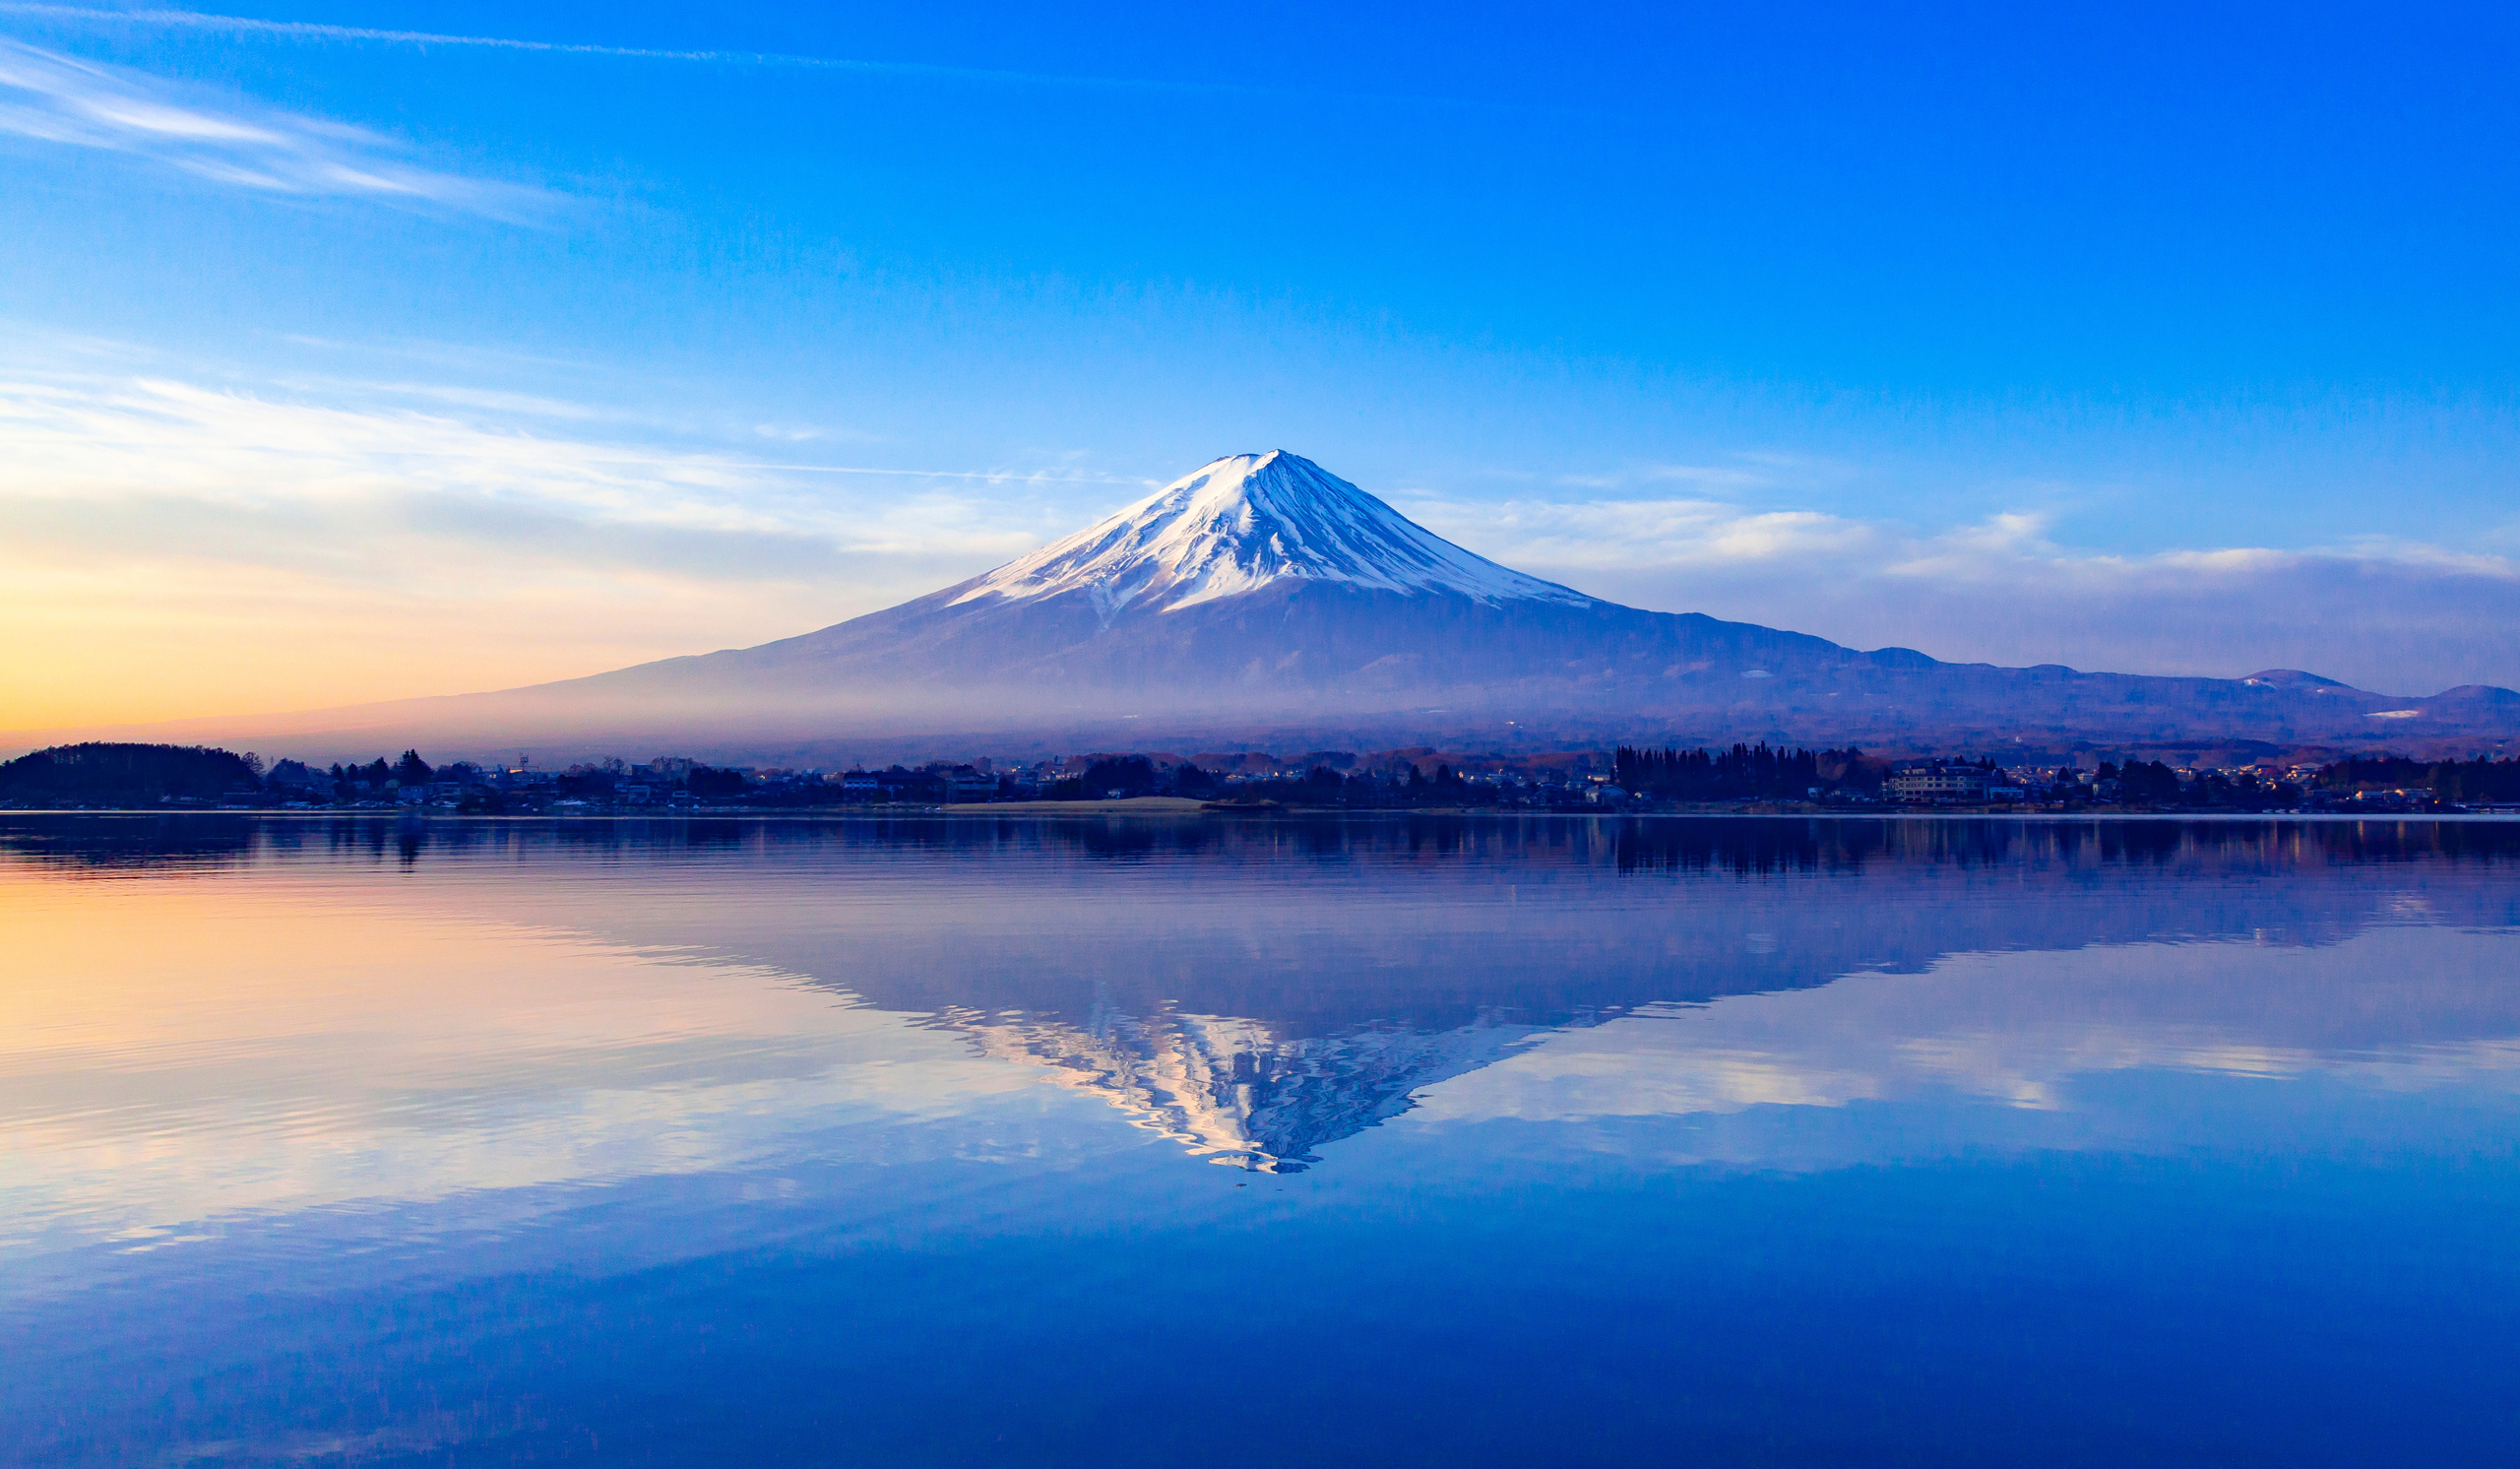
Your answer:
3;814;2517;1467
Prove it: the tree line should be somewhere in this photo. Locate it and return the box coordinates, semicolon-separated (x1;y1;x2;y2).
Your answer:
0;742;266;803
1612;743;1874;799
1039;755;1492;805
11;740;2519;810
2317;755;2520;802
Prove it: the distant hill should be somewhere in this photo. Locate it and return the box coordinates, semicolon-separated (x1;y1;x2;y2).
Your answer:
0;742;262;805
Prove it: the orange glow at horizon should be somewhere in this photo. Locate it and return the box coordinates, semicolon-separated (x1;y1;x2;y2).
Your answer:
0;560;850;735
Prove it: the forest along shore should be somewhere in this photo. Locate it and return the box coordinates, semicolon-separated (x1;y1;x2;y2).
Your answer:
5;742;2518;816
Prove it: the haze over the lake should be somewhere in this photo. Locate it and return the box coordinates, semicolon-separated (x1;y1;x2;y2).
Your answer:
5;5;2520;736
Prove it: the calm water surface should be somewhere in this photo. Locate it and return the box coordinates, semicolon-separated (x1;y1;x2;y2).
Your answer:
4;813;2518;1466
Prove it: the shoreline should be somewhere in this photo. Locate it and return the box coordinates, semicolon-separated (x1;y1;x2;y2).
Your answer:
5;805;2517;824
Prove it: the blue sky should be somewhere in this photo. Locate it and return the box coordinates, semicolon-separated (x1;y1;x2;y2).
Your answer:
3;3;2517;727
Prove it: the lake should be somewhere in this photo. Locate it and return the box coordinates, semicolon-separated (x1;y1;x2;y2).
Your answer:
4;813;2518;1466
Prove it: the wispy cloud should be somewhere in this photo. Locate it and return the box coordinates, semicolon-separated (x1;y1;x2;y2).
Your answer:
0;5;1289;98
1398;492;1884;569
283;379;609;421
1539;452;1850;495
0;369;1088;555
0;37;548;215
1401;490;2520;694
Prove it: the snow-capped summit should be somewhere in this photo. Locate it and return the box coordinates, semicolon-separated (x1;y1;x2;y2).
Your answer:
952;450;1594;618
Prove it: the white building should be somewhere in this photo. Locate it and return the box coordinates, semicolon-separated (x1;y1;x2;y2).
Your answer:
1888;765;1992;802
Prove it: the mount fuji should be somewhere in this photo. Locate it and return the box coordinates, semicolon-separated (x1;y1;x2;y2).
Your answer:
139;449;2520;755
517;448;1898;732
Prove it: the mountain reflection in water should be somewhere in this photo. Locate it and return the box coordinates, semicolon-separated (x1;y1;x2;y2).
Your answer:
9;813;2516;1178
888;818;2520;1170
940;1005;1561;1172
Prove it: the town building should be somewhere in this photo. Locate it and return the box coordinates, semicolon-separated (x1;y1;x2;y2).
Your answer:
1888;764;1993;802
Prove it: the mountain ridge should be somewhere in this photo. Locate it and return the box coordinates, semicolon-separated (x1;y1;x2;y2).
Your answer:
14;449;2515;759
508;450;2509;745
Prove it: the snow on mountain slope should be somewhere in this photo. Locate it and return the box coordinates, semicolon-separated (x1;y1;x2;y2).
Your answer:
951;450;1594;617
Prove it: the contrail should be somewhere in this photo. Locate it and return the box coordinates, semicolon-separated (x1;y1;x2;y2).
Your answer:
0;3;1274;96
